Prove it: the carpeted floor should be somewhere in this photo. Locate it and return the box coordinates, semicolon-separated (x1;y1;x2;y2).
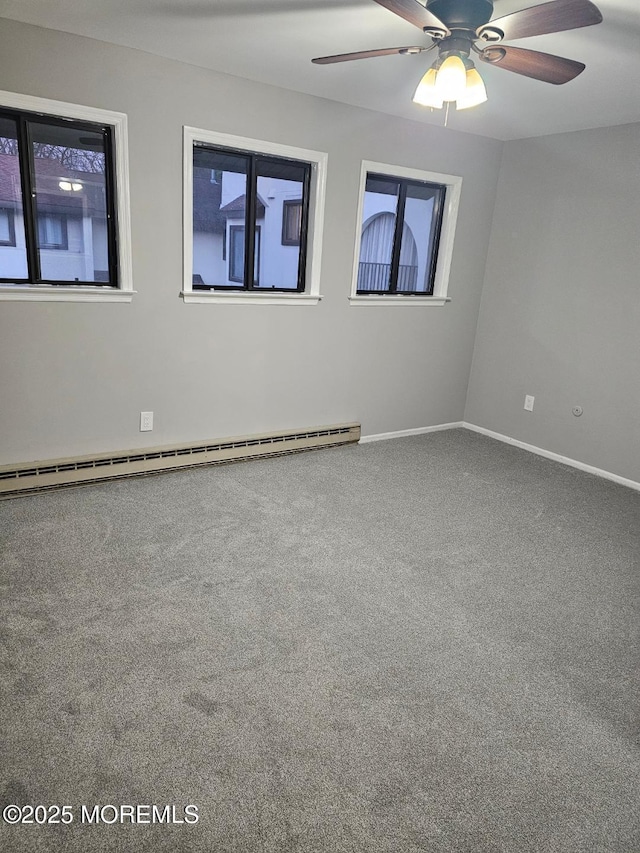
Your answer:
1;428;639;852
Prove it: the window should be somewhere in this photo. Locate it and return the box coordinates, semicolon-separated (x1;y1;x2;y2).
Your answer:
0;90;132;302
0;111;114;284
228;225;244;283
184;127;327;305
38;214;68;250
191;144;308;292
228;225;260;284
350;161;462;306
282;199;302;246
0;207;15;246
357;175;444;295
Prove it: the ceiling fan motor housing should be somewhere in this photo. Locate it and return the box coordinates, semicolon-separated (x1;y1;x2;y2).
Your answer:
426;0;494;30
437;34;474;59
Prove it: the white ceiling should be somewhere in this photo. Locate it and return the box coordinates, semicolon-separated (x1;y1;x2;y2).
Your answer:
1;0;639;140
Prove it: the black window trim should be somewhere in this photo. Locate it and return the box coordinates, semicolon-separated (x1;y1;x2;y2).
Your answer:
192;142;311;294
356;171;446;297
0;106;119;288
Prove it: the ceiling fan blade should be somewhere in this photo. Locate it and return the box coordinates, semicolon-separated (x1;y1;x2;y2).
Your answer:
484;0;602;42
480;45;585;84
312;45;428;64
372;0;449;35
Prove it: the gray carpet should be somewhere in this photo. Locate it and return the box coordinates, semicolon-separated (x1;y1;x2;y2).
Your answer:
1;428;639;852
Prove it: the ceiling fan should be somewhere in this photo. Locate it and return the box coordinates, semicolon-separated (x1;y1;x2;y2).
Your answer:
312;0;603;111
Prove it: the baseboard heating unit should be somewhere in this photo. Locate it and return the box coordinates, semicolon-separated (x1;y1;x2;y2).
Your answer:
0;422;361;498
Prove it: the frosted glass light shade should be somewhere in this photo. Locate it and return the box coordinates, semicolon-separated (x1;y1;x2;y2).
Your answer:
412;68;444;109
456;68;488;110
435;55;467;101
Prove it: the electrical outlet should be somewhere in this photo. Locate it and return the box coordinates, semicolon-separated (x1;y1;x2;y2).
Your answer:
140;411;153;432
524;395;535;412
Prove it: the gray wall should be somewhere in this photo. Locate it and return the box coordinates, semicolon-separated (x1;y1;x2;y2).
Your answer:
0;20;502;466
465;122;640;483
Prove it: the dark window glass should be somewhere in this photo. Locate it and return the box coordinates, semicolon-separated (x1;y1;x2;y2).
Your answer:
229;226;244;281
0;110;118;286
0;116;28;278
282;200;302;246
30;122;110;283
229;225;260;284
357;172;446;296
401;181;444;293
192;143;310;292
357;177;399;292
37;214;68;250
0;207;16;247
192;147;248;288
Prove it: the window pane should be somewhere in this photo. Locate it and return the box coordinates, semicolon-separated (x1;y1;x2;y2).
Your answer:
0;116;28;279
282;200;302;246
229;225;245;282
38;214;67;249
253;228;260;285
255;159;306;291
0;209;11;243
191;147;310;292
400;182;444;293
30;122;110;283
192;147;248;287
228;225;260;284
257;158;307;183
357;176;399;292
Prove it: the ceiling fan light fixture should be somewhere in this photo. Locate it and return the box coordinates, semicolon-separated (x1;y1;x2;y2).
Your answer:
412;67;444;108
456;67;488;109
434;54;467;101
314;0;604;114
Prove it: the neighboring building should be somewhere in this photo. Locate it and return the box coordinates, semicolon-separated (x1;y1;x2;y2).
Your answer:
357;183;438;293
0;151;109;283
192;166;303;290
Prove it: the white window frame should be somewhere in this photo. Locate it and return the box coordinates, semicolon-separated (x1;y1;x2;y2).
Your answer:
349;160;462;307
182;127;327;305
0;90;133;303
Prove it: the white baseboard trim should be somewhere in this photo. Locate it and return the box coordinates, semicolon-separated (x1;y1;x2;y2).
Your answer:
360;420;639;492
463;422;640;493
359;422;463;444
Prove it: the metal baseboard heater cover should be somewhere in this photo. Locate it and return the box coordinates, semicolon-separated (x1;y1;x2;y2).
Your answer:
0;422;361;498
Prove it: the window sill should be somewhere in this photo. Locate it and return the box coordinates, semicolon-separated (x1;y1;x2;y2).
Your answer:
349;295;451;307
181;290;321;306
0;286;135;303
